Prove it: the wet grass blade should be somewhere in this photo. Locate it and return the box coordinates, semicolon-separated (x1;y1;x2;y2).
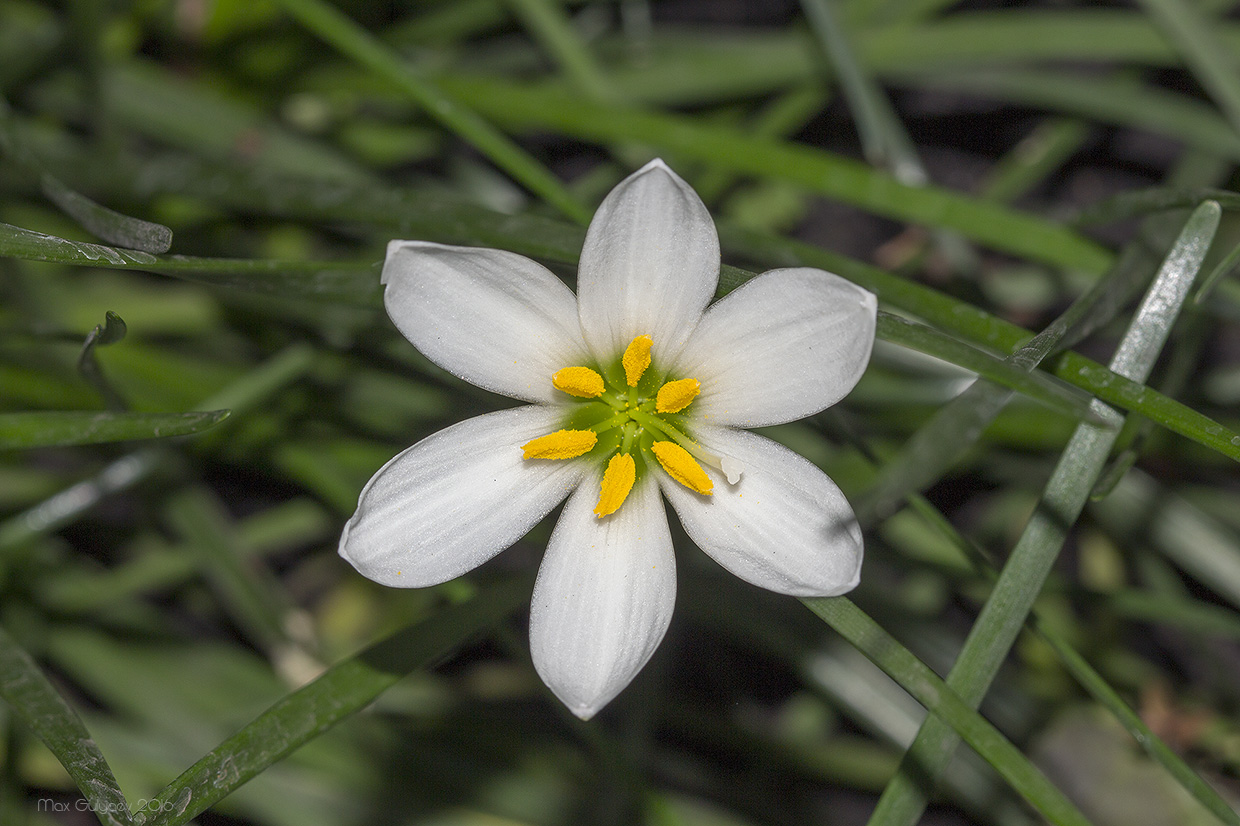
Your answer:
867;201;1220;826
139;578;529;826
0;410;229;449
0;626;132;826
801;598;1093;826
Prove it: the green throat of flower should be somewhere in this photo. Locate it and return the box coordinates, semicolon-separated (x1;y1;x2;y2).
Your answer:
521;334;741;517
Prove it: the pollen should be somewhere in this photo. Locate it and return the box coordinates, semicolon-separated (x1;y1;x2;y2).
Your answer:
651;441;713;495
522;429;598;460
655;378;700;413
553;366;605;398
594;453;636;517
622;335;653;386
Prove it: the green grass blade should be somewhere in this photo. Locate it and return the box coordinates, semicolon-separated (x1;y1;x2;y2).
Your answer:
0;223;378;303
904;69;1240;163
1034;622;1240;826
506;0;616;102
801;598;1094;826
800;0;924;185
0;95;172;253
0;410;229;449
1136;0;1240;136
139;578;529;826
0;626;132;826
867;202;1220;826
443;77;1114;273
272;0;591;223
875;312;1102;425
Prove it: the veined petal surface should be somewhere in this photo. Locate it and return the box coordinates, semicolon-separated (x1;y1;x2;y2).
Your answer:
383;241;590;404
658;426;862;597
530;479;676;720
577;160;720;363
671;268;876;428
340;406;586;587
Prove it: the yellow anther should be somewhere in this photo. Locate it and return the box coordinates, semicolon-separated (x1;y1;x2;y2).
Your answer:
650;441;713;495
622;335;653;387
522;429;597;460
656;378;700;413
594;453;636;517
553;366;605;398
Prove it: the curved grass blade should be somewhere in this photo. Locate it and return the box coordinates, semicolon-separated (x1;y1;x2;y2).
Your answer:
0;410;230;449
0;626;132;826
78;311;129;411
0;96;172;254
801;598;1094;826
875;312;1102;425
139;578;529;826
868;202;1220;826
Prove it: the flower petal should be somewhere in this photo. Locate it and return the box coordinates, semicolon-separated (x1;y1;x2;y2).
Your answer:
529;479;676;720
657;426;862;597
339;406;586;587
383;240;590;404
577;159;720;363
670;268;876;427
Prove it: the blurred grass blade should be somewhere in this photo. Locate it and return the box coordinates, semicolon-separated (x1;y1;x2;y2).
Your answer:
0;223;378;302
1075;186;1240;225
78;310;128;411
445;77;1114;274
868;201;1220;826
1194;237;1240;303
800;0;924;185
1034;621;1240;826
875;312;1102;424
140;578;529;826
0;95;172;253
1136;0;1240;135
903;481;1240;825
801;598;1093;826
906;69;1240;163
272;0;591;223
40;172;172;254
0;626;132;826
0;410;229;449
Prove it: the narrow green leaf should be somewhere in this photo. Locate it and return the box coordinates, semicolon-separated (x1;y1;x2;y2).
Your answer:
0;410;229;449
40;173;172;254
801;598;1093;826
0;95;173;253
0;626;131;826
442;76;1114;274
140;578;529;826
868;202;1220;826
875;312;1102;425
0;223;378;303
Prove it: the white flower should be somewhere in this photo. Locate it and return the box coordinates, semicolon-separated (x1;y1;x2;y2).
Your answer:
340;159;877;719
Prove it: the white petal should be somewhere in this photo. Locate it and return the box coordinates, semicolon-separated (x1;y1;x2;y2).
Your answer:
339;406;586;587
576;159;720;363
383;240;591;404
658;426;862;597
671;268;876;427
530;479;676;720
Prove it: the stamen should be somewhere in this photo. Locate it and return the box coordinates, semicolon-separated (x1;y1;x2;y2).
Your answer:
522;429;597;460
651;441;713;495
553;366;605;398
622;335;653;387
655;378;700;413
594;453;636;517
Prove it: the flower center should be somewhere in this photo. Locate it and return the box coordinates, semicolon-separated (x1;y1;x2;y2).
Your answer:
521;334;739;517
